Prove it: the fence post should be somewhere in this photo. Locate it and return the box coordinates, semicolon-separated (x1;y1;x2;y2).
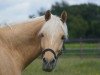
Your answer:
80;38;83;58
95;41;100;58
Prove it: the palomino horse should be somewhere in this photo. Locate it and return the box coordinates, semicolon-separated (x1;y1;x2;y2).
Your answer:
0;10;68;75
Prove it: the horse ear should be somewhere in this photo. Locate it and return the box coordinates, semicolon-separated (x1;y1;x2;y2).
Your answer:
61;11;67;23
45;10;51;21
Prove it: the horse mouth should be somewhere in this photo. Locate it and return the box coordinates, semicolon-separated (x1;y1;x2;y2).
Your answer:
43;68;53;72
42;63;56;72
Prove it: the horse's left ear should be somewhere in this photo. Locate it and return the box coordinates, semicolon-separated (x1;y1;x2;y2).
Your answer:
61;11;67;23
45;10;51;21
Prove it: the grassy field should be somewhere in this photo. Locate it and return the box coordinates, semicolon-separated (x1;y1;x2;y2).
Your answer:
63;43;100;57
64;43;100;49
22;57;100;75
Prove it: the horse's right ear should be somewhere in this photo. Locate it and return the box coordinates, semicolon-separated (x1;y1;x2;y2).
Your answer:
45;10;51;21
61;11;67;23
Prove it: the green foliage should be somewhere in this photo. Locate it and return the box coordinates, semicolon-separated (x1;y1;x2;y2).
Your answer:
68;16;88;38
38;1;100;38
91;20;100;37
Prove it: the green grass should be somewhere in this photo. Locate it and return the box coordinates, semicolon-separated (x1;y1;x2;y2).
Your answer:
64;43;100;49
63;43;100;57
22;57;100;75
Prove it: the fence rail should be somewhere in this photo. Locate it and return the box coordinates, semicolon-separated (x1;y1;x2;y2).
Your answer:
63;38;100;57
65;38;100;43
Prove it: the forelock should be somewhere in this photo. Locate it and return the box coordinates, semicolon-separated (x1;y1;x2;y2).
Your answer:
39;15;68;38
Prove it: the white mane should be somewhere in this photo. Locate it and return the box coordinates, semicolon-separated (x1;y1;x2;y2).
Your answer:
39;14;68;38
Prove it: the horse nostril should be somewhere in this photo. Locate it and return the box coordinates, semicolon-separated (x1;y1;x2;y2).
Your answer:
43;58;47;64
50;59;55;64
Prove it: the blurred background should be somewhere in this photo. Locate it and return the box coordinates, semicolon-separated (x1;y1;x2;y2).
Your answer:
0;0;100;75
0;0;100;39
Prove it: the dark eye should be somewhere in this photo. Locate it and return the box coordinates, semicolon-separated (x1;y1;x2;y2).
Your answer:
40;33;44;37
61;35;65;40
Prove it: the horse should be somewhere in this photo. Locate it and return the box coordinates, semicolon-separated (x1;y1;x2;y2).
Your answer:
0;10;68;75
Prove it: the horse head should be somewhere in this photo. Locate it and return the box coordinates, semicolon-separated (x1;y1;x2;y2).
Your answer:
39;10;68;72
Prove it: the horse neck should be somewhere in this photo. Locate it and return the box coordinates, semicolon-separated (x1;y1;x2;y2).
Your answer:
0;18;45;70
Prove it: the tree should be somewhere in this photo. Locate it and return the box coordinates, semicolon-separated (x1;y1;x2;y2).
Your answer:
68;16;88;38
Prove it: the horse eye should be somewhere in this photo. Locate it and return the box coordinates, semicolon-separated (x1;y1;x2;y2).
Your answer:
61;35;65;40
40;33;44;37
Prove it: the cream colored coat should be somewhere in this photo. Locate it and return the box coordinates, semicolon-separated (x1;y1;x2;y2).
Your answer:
0;17;45;75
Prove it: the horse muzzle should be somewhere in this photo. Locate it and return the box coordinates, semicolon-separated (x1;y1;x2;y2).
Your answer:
42;57;56;72
41;48;60;72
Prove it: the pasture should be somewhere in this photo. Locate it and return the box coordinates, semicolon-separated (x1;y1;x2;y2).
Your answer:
64;43;100;57
22;57;100;75
22;43;100;75
65;43;100;49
